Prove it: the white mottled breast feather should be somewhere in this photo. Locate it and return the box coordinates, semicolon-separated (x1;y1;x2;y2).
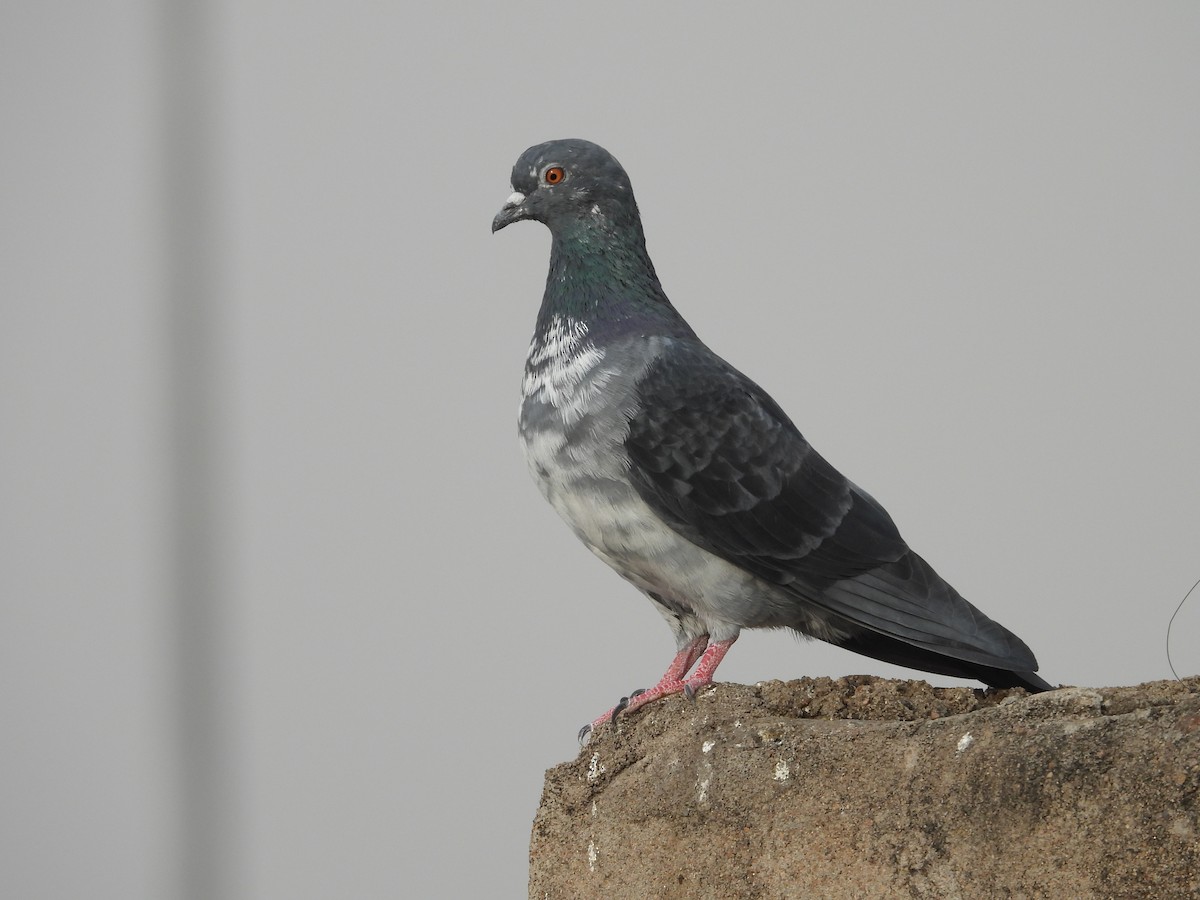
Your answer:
521;317;608;423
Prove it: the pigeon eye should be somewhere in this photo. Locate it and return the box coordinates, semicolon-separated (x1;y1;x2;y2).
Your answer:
543;166;565;185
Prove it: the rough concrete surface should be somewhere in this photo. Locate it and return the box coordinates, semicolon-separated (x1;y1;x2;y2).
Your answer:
529;676;1200;899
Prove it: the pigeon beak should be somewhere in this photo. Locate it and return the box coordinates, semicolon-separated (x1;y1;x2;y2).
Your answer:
491;191;528;233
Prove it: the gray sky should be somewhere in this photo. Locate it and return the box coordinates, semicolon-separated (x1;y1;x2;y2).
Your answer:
3;3;1199;898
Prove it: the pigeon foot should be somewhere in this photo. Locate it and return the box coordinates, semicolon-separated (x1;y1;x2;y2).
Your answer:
579;636;737;742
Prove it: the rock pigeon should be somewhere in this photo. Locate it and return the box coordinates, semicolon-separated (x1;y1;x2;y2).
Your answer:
493;139;1053;738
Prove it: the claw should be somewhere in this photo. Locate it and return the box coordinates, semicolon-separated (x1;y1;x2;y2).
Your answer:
683;683;696;702
629;688;646;699
578;723;592;744
610;696;630;725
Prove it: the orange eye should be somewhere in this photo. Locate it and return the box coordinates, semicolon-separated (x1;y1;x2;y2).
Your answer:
543;166;565;185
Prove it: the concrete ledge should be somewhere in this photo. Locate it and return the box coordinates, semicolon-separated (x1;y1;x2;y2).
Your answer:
530;676;1200;899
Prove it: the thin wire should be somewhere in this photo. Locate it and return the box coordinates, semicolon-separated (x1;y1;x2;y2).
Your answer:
1166;575;1200;681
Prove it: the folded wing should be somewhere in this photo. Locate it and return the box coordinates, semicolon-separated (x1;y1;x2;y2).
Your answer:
624;338;1039;673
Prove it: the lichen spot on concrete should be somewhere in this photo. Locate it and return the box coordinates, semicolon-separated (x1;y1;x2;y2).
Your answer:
956;732;974;753
587;840;598;872
774;759;790;781
702;739;716;754
587;751;606;783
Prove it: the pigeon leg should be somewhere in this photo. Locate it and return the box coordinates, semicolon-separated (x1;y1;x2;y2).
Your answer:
680;636;737;701
657;633;711;683
635;636;736;709
581;635;708;740
582;635;739;739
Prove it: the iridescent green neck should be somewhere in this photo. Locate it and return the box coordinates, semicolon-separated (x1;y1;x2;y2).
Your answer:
535;221;693;342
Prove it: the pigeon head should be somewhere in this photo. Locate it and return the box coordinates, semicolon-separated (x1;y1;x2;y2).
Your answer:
492;139;638;235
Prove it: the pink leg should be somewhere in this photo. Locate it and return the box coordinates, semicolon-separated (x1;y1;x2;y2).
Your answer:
661;634;710;681
679;636;737;700
582;635;738;740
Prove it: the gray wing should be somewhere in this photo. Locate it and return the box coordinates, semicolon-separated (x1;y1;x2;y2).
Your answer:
623;339;1038;672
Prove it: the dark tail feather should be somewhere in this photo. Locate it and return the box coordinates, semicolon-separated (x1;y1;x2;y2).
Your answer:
969;664;1053;693
830;630;1055;693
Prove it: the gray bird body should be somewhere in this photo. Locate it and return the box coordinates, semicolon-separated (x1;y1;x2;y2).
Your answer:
496;138;1052;709
519;326;850;649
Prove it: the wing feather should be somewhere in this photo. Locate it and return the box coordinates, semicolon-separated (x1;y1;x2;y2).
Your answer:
624;339;1037;672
